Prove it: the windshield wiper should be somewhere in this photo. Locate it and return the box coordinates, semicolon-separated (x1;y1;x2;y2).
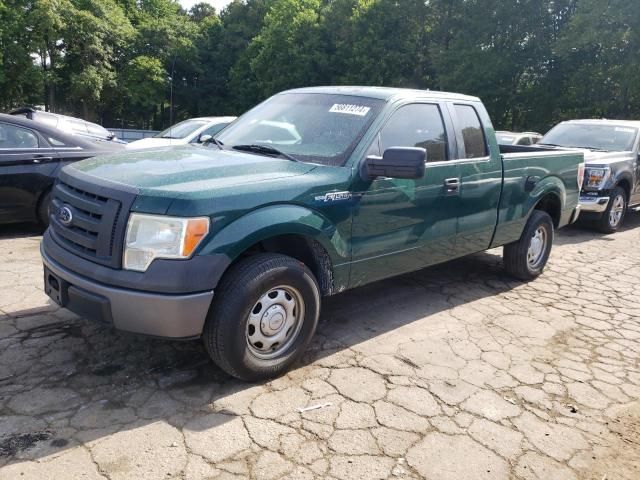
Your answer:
232;144;298;162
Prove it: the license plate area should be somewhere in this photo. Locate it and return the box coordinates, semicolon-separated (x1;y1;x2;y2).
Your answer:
44;267;68;306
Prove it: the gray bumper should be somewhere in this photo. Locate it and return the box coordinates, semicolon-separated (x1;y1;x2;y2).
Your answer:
579;195;609;213
42;246;213;339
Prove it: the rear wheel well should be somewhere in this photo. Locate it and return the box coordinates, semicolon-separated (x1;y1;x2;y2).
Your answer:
534;194;561;228
232;235;335;296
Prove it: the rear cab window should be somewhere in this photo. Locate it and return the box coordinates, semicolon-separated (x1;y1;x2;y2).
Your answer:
453;104;488;159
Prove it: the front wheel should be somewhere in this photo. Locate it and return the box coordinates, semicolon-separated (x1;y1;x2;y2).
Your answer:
202;253;321;381
596;186;627;234
503;210;554;281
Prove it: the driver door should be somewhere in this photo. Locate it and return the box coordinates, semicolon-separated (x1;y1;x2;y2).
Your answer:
349;102;460;287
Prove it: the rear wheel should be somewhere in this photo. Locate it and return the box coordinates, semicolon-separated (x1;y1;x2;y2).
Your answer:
596;186;626;234
202;253;321;381
503;210;554;281
37;190;52;227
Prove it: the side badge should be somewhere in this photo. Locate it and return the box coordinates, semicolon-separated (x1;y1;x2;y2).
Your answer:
314;191;353;203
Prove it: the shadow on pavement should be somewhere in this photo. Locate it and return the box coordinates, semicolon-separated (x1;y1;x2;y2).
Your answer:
0;246;521;464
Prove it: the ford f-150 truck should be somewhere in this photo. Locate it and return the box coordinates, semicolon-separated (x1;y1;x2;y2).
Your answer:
539;119;640;233
41;87;584;380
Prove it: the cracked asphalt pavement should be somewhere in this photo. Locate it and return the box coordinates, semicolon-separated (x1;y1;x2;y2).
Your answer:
0;218;639;480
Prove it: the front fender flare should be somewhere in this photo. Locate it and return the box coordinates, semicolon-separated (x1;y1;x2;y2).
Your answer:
200;204;348;266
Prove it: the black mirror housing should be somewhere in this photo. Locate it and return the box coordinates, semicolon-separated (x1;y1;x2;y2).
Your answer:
362;147;426;180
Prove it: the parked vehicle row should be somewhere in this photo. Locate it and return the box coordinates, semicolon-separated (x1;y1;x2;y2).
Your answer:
40;87;584;381
0;111;236;227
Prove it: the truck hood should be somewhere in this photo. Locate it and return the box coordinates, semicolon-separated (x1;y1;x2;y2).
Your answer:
67;146;317;192
580;149;634;166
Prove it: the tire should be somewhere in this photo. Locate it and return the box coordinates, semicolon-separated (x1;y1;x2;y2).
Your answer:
596;186;626;234
202;253;321;381
37;190;52;227
503;210;554;281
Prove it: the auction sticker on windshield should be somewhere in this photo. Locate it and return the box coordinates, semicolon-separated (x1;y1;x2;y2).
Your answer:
329;104;371;116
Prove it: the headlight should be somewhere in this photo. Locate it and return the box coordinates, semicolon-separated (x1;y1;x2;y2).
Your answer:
586;167;609;188
123;213;210;272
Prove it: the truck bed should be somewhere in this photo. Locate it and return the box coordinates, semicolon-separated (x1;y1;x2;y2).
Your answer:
491;147;584;247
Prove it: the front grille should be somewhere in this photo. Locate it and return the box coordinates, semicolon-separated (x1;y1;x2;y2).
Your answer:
49;170;136;268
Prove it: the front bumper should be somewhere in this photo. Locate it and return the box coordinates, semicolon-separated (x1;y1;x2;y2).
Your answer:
41;239;214;339
579;195;609;214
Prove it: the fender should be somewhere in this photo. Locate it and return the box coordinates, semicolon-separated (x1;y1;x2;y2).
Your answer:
491;174;567;248
609;170;633;195
199;204;348;267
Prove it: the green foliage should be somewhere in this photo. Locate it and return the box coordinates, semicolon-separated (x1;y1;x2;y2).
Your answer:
0;0;637;131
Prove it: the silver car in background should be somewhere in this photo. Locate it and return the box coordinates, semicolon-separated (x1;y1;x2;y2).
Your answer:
126;116;236;150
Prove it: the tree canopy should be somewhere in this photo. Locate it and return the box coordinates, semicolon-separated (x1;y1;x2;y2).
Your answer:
0;0;636;132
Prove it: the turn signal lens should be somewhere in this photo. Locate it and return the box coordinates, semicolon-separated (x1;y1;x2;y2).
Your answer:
182;218;210;256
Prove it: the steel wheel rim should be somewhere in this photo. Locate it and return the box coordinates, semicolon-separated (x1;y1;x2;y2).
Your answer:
609;194;625;227
246;285;305;360
527;226;547;269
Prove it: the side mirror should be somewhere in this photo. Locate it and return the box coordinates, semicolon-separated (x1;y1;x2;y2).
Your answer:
198;134;212;144
361;147;426;180
107;132;116;140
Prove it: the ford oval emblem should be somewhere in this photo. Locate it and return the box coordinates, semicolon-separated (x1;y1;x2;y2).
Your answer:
58;206;73;226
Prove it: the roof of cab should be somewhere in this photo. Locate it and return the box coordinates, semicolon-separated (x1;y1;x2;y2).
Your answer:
281;86;480;102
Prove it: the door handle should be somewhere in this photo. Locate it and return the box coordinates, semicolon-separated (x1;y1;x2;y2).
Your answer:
32;156;53;164
444;178;460;193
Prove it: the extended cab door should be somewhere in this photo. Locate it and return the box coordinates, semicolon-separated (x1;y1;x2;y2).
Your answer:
0;122;59;223
446;102;502;256
349;102;460;287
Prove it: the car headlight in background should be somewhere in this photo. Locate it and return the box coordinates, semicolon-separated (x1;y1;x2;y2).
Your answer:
585;167;609;188
123;214;210;272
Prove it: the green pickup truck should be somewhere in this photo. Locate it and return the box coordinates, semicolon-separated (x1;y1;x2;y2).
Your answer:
41;87;583;380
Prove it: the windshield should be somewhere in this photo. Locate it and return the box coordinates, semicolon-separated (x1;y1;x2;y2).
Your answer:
541;123;638;152
496;133;516;144
216;93;385;166
155;119;208;139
